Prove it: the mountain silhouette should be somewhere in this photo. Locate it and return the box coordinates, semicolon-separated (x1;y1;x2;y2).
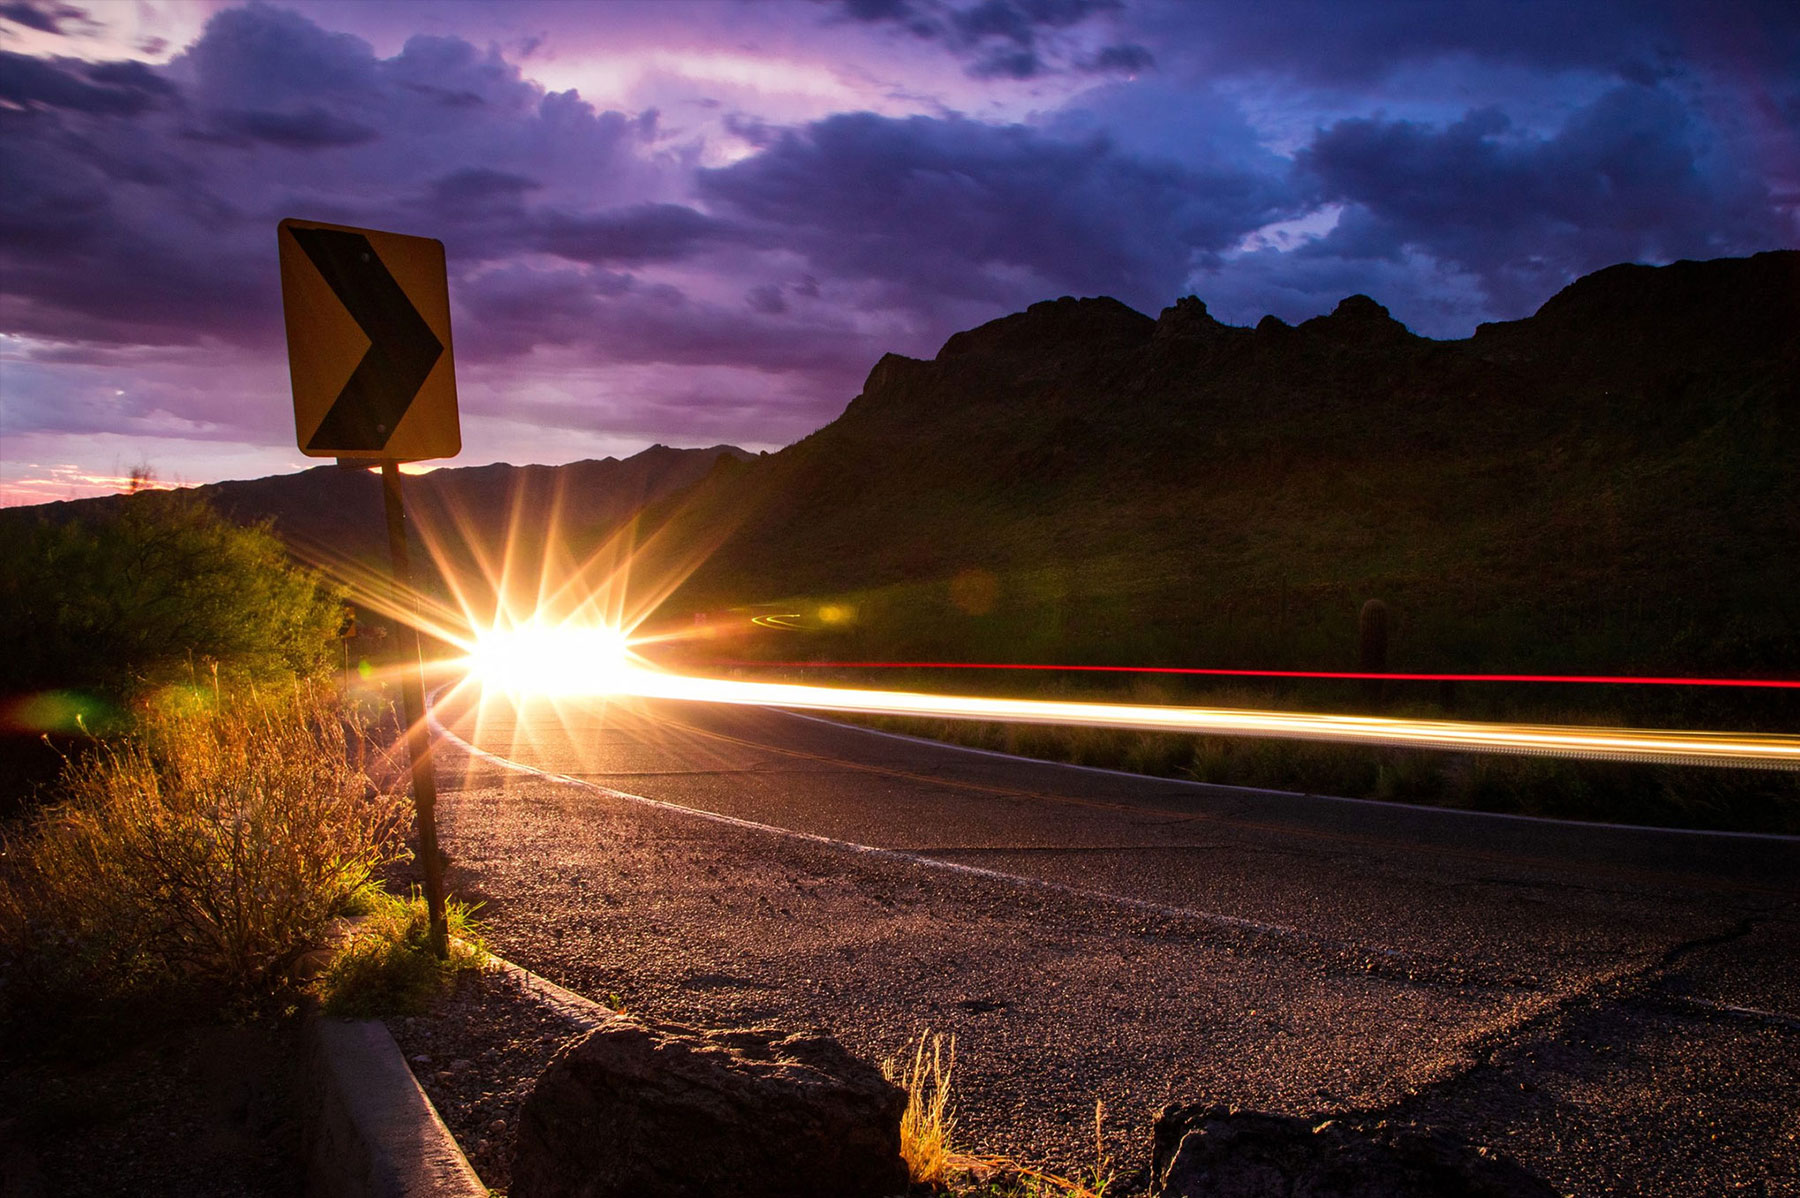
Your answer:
647;251;1799;679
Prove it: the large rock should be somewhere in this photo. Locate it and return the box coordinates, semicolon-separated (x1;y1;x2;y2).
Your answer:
1152;1104;1557;1198
511;1015;909;1198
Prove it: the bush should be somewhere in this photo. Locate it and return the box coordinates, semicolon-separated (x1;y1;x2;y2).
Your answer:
0;489;343;703
314;887;486;1018
0;684;406;1032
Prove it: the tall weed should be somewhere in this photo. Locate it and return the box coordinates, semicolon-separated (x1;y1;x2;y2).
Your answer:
0;683;406;1034
883;1029;1115;1198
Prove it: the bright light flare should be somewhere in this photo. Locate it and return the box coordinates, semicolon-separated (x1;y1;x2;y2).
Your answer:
467;621;637;697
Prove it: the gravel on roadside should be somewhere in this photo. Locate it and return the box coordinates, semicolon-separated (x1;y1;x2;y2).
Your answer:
384;966;597;1195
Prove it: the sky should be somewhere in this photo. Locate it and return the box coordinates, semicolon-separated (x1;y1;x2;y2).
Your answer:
1;0;1795;505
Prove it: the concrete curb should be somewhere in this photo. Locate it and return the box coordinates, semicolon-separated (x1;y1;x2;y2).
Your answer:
482;951;615;1030
301;952;614;1198
302;1014;487;1198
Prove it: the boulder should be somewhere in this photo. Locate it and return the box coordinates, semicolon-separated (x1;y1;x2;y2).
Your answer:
511;1015;909;1198
1152;1104;1557;1198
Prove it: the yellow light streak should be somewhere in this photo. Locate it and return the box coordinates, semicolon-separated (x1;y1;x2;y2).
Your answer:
571;666;1800;771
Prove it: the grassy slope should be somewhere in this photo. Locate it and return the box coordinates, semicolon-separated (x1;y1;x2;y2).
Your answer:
630;253;1800;829
653;253;1799;688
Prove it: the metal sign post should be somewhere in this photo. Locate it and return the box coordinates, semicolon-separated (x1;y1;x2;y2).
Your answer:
380;459;449;958
279;217;460;958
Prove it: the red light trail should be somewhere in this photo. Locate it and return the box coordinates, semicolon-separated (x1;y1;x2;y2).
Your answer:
723;661;1800;690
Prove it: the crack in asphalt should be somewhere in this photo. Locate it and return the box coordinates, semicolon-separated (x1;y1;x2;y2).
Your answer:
1369;913;1788;1115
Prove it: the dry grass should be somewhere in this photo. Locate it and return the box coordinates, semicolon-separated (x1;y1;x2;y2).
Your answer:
884;1030;958;1184
0;683;407;1031
883;1030;1114;1198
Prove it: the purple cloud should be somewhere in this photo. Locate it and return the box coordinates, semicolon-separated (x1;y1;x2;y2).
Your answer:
1295;83;1790;315
533;203;739;265
2;0;1795;502
826;0;1141;79
456;262;875;375
699;111;1299;315
0;1;93;36
0;50;175;114
1138;0;1799;87
0;6;666;352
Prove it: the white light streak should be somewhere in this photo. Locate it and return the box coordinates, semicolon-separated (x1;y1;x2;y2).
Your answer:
593;668;1800;771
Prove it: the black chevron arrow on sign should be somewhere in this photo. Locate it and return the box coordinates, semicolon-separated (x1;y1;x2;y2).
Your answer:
287;225;443;453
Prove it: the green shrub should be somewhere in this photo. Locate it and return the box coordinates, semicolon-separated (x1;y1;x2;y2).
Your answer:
0;489;343;704
315;887;486;1017
0;684;406;1031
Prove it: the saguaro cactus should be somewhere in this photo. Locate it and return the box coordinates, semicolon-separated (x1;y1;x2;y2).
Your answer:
1359;598;1389;702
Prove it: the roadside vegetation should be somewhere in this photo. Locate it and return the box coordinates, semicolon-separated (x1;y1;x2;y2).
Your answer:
0;684;407;1043
314;885;487;1017
0;488;343;708
885;1031;1116;1198
0;487;348;815
0;487;423;1047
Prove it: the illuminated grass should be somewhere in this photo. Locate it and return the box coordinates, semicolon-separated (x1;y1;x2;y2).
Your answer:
0;684;406;1035
313;886;487;1017
883;1030;1115;1198
884;1031;957;1184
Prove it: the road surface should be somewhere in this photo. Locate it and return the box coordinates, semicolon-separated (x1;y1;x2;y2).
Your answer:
427;692;1800;1195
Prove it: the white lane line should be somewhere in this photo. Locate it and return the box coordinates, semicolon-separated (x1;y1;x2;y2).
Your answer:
786;711;1800;844
429;710;1426;964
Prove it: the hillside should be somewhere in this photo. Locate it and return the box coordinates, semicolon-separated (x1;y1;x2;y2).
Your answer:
200;443;755;597
5;444;753;607
643;252;1800;692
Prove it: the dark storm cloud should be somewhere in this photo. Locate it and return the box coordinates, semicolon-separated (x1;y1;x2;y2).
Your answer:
534;203;738;265
427;168;541;214
182;5;380;110
0;1;93;36
745;283;788;315
209;106;377;148
825;0;1141;78
1141;0;1800;86
1295;83;1789;314
0;50;176;114
699;111;1297;313
1082;43;1153;74
0;5;678;354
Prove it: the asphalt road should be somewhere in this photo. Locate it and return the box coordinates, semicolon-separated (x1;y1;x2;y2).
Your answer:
428;692;1800;1195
